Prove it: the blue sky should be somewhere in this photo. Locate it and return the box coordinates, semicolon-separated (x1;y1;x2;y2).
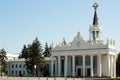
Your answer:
0;0;120;54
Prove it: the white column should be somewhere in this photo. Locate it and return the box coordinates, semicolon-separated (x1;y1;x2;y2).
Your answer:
113;56;116;77
90;55;93;77
98;54;101;77
110;55;113;77
64;56;68;77
58;56;61;76
107;54;110;77
72;55;75;77
55;58;57;76
51;56;54;76
83;55;85;77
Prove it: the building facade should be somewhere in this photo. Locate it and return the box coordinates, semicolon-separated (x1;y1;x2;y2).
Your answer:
50;3;117;78
7;57;51;77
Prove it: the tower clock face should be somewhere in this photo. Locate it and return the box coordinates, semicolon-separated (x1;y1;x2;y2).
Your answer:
76;42;81;47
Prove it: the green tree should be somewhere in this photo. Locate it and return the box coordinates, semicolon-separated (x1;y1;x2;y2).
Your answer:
0;48;8;76
19;45;29;59
116;52;120;77
43;42;51;57
20;37;46;76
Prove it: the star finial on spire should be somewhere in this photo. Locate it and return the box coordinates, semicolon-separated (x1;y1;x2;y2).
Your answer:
92;3;99;11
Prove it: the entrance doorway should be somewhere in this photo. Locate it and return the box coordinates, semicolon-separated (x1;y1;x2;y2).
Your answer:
85;68;91;77
77;68;82;77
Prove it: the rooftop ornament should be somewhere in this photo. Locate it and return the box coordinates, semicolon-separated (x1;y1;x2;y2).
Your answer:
92;3;99;11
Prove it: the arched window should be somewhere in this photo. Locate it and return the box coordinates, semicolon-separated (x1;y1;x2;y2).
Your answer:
92;31;95;40
85;55;90;66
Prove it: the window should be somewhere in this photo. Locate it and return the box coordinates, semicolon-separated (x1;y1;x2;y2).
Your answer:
12;71;14;75
23;64;26;68
76;56;83;66
92;31;95;40
23;71;25;74
12;64;14;68
6;71;8;75
96;31;99;38
85;55;90;66
16;71;17;74
19;64;21;68
16;64;18;68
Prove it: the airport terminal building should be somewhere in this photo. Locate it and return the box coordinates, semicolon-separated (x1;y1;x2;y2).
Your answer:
6;3;117;78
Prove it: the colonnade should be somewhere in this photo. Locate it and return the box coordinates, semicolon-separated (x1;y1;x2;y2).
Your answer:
51;54;116;78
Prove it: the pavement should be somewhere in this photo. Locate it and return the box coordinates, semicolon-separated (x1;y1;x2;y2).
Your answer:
0;76;115;80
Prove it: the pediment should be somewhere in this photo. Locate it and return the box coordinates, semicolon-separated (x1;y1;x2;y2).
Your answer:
70;32;86;48
53;32;87;51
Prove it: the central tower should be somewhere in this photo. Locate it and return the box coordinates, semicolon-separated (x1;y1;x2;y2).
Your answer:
89;3;102;42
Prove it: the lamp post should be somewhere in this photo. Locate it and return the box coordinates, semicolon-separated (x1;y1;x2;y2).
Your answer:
34;65;37;77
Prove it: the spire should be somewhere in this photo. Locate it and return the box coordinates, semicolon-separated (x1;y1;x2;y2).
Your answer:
92;3;99;26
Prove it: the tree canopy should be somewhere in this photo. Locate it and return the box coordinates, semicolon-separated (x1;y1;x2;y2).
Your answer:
116;52;120;77
19;37;48;76
0;48;8;76
43;42;51;57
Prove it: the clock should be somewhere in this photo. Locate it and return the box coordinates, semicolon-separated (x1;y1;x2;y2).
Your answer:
76;42;81;47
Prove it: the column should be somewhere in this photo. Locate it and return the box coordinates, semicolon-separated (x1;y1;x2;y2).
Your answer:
58;56;61;76
107;54;110;77
51;56;54;77
64;56;68;77
98;54;101;77
83;55;85;77
90;55;93;77
113;56;116;77
55;58;57;76
110;55;113;77
72;55;75;77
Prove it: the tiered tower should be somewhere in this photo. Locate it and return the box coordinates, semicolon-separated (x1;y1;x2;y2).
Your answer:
89;3;102;42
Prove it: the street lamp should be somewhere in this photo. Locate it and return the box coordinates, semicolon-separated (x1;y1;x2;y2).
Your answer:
0;65;1;76
34;65;37;77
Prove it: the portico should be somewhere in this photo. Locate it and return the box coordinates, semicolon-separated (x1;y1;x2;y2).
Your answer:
51;53;116;77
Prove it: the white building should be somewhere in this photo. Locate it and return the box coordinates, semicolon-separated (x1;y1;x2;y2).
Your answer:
7;56;51;77
6;55;28;76
50;3;117;78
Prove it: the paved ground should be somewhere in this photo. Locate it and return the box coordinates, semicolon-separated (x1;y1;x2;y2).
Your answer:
0;76;117;80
